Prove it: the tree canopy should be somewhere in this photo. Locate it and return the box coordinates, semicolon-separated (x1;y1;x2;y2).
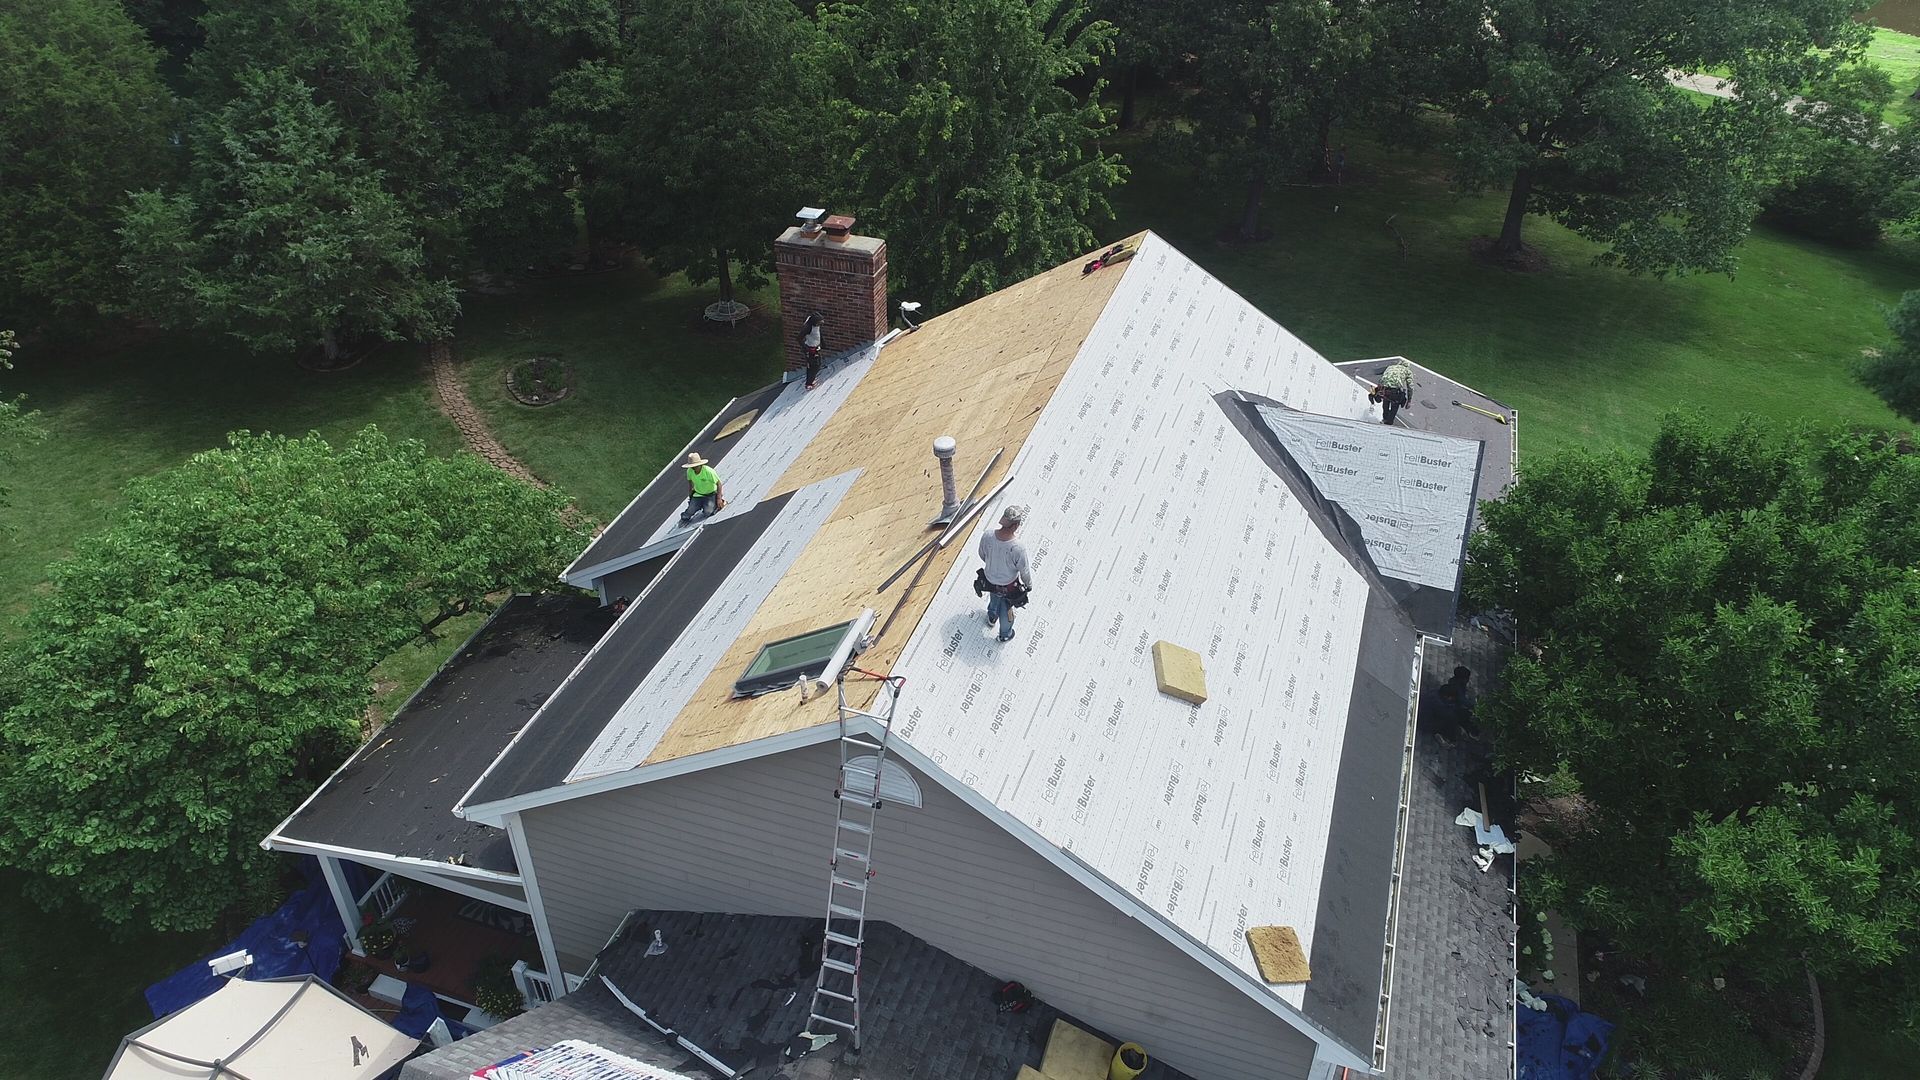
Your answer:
613;0;820;305
0;429;585;931
1143;0;1384;242
1428;0;1873;272
119;69;459;363
1467;414;1920;1023
818;0;1125;309
1859;289;1920;422
0;0;175;327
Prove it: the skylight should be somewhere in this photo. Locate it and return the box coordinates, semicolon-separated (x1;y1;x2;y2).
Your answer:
733;620;855;697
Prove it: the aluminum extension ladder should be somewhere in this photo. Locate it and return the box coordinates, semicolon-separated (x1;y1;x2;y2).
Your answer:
801;668;906;1054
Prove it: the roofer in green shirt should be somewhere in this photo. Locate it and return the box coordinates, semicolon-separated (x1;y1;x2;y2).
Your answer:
679;452;725;524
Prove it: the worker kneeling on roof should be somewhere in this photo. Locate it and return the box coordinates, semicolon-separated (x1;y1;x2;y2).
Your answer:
1368;361;1413;426
976;505;1033;644
679;452;725;524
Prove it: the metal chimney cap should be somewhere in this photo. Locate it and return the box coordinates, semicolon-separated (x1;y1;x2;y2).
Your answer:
795;206;827;224
933;436;957;458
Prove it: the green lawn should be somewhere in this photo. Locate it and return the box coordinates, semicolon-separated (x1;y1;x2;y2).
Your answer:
1105;138;1917;460
0;333;460;635
454;270;786;523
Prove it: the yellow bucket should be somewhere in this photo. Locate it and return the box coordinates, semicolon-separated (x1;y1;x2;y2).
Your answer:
1109;1043;1148;1080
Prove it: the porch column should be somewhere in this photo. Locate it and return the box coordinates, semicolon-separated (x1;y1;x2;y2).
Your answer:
319;855;366;956
506;811;568;999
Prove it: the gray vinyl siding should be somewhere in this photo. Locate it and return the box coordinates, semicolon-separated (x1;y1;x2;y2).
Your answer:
518;742;1319;1080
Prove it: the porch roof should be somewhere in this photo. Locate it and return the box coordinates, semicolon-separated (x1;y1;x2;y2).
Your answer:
270;593;613;873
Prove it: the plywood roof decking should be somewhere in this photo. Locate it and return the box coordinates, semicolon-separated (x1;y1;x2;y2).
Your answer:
640;238;1144;766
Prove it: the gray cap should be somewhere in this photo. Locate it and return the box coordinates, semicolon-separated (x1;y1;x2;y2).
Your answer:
999;505;1028;527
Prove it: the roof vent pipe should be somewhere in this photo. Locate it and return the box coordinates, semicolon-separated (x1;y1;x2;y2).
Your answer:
933;436;959;523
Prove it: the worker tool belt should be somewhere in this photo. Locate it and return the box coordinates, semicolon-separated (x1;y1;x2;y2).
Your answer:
974;568;1030;607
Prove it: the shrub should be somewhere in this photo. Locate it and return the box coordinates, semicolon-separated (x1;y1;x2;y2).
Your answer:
471;954;526;1019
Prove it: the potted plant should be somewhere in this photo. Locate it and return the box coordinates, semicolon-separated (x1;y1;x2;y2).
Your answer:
360;921;397;957
470;955;527;1020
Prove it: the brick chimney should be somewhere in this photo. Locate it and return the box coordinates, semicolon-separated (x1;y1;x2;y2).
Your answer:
775;211;889;378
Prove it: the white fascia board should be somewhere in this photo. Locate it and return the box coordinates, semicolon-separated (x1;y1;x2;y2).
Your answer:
456;719;844;828
260;602;516;851
456;529;708;820
262;836;527;899
879;732;1377;1075
561;394;741;584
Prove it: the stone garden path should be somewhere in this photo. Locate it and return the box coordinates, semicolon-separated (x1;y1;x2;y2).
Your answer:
426;341;547;488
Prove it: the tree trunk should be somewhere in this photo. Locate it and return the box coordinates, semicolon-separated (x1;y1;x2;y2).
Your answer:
1498;167;1533;253
1237;176;1267;243
716;247;735;305
1314;111;1334;178
1118;63;1139;130
321;326;341;363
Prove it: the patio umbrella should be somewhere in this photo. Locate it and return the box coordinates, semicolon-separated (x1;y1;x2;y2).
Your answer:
105;975;418;1080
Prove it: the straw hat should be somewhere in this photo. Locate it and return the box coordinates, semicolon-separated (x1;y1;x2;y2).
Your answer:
684;452;710;469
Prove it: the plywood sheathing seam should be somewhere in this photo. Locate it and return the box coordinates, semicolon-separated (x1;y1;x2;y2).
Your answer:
641;236;1145;766
1151;640;1208;704
1247;925;1312;984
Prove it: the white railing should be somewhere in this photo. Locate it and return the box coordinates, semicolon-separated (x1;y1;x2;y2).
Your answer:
355;871;409;920
510;961;585;1009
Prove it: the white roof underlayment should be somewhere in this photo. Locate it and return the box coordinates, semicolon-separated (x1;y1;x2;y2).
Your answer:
564;470;861;783
884;233;1393;1012
567;343;881;579
636;346;876;552
1252;406;1482;591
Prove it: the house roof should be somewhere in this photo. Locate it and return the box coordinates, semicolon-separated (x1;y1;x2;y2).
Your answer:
453;231;1515;1072
267;593;610;873
458;237;1136;812
876;233;1433;1060
466;483;858;806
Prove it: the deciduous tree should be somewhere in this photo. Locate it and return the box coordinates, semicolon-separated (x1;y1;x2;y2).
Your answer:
1430;0;1872;272
1467;414;1920;1027
819;0;1125;309
119;69;459;363
0;0;174;326
612;0;819;309
1146;0;1385;243
0;429;585;931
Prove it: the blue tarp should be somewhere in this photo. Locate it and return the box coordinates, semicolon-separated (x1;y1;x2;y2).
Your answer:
144;858;351;1018
392;981;443;1039
1518;994;1614;1080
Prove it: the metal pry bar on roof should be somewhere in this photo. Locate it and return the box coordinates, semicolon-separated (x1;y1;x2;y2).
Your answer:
876;447;1004;593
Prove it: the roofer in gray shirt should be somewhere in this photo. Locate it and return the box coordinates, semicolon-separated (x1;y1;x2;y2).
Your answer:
977;505;1032;643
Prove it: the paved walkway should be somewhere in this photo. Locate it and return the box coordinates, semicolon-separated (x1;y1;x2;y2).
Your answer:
426;341;547;488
